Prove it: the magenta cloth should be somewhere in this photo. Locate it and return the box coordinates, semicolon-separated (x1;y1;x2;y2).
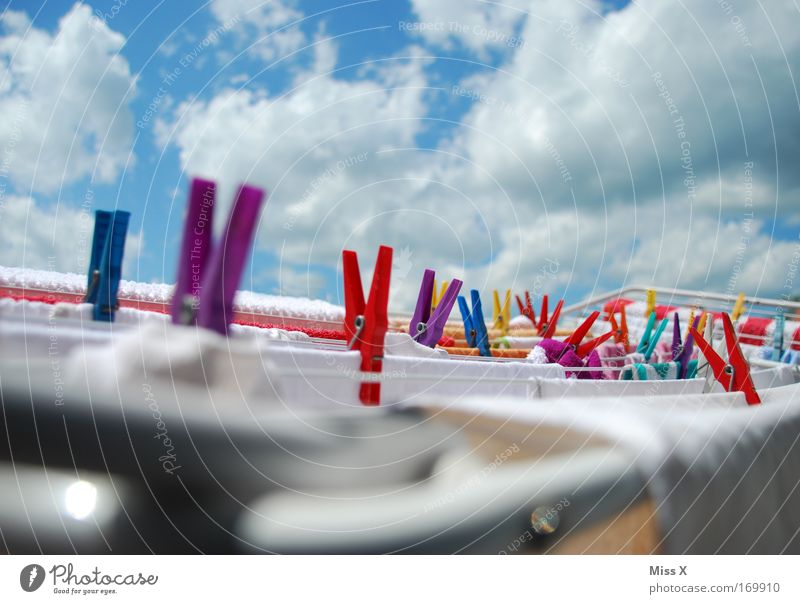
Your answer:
538;338;604;379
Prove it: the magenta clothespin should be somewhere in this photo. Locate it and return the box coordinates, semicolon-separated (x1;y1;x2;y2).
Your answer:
196;184;265;335
409;269;462;347
171;178;216;325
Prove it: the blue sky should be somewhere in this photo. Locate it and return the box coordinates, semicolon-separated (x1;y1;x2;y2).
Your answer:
1;0;799;310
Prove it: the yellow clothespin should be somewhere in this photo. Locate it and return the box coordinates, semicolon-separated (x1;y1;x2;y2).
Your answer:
492;289;511;335
732;292;746;321
645;289;656;318
685;308;696;343
431;279;448;311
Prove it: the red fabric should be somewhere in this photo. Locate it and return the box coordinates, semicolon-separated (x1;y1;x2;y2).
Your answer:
737;317;772;346
437;335;455;347
603;298;633;320
654;305;678;320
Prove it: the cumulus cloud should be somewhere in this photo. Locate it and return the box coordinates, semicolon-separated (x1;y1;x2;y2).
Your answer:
0;195;140;275
0;3;136;193
162;0;800;306
210;0;307;62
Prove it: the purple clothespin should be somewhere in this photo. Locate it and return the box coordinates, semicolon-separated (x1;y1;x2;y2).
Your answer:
672;312;698;379
409;269;462;348
171;178;216;325
197;184;265;335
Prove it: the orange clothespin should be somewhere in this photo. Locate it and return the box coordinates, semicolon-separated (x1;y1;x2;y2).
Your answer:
515;291;536;325
608;305;630;347
690;313;760;405
343;245;393;406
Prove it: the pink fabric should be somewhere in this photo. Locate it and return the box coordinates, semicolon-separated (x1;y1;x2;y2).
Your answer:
597;342;627;379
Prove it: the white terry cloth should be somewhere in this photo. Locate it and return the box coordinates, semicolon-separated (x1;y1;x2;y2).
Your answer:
534;377;706;399
422;382;800;553
266;345;565;407
526;346;549;364
710;365;798;393
383;332;448;358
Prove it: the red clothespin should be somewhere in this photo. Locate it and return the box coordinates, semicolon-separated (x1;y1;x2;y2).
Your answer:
690;313;760;405
540;298;563;338
515;291;536;325
537;295;549;334
342;245;393;406
561;310;615;358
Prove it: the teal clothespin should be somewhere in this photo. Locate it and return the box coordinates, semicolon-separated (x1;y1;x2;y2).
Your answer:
636;311;657;354
773;313;785;360
643;318;669;362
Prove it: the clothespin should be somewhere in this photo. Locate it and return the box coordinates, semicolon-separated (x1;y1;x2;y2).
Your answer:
684;309;696;344
540;299;563;338
696;311;708;338
645;289;656;318
409;269;462;348
515;291;536;325
537;295;549;333
608;305;630;347
672;312;698;379
492;289;511;335
431;279;448;311
343;245;393;405
731;292;746;322
196;184;265;335
690;313;761;405
171;178;216;325
84;209;130;322
558;311;615;358
773;312;786;360
457;290;491;356
637;311;668;362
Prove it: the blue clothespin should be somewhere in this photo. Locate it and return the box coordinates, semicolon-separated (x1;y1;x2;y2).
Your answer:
773;313;785;360
457;290;491;356
84;210;130;322
636;311;657;354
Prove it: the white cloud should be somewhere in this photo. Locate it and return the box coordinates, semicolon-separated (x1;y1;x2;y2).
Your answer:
408;0;531;59
210;0;307;62
0;3;136;193
0;195;141;276
162;0;800;308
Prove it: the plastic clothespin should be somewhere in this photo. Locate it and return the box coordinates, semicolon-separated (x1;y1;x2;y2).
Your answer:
608;305;630;347
540;299;564;339
84;209;130;322
196;184;265;335
561;311;615;359
672;312;698;379
515;291;536;325
431;279;448;311
732;292;746;322
409;269;462;348
690;313;761;405
637;311;668;362
493;289;511;335
684;309;696;344
171;178;216;325
645;289;656;318
343;245;393;406
696;312;708;339
537;295;549;334
458;290;491;356
773;313;786;360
